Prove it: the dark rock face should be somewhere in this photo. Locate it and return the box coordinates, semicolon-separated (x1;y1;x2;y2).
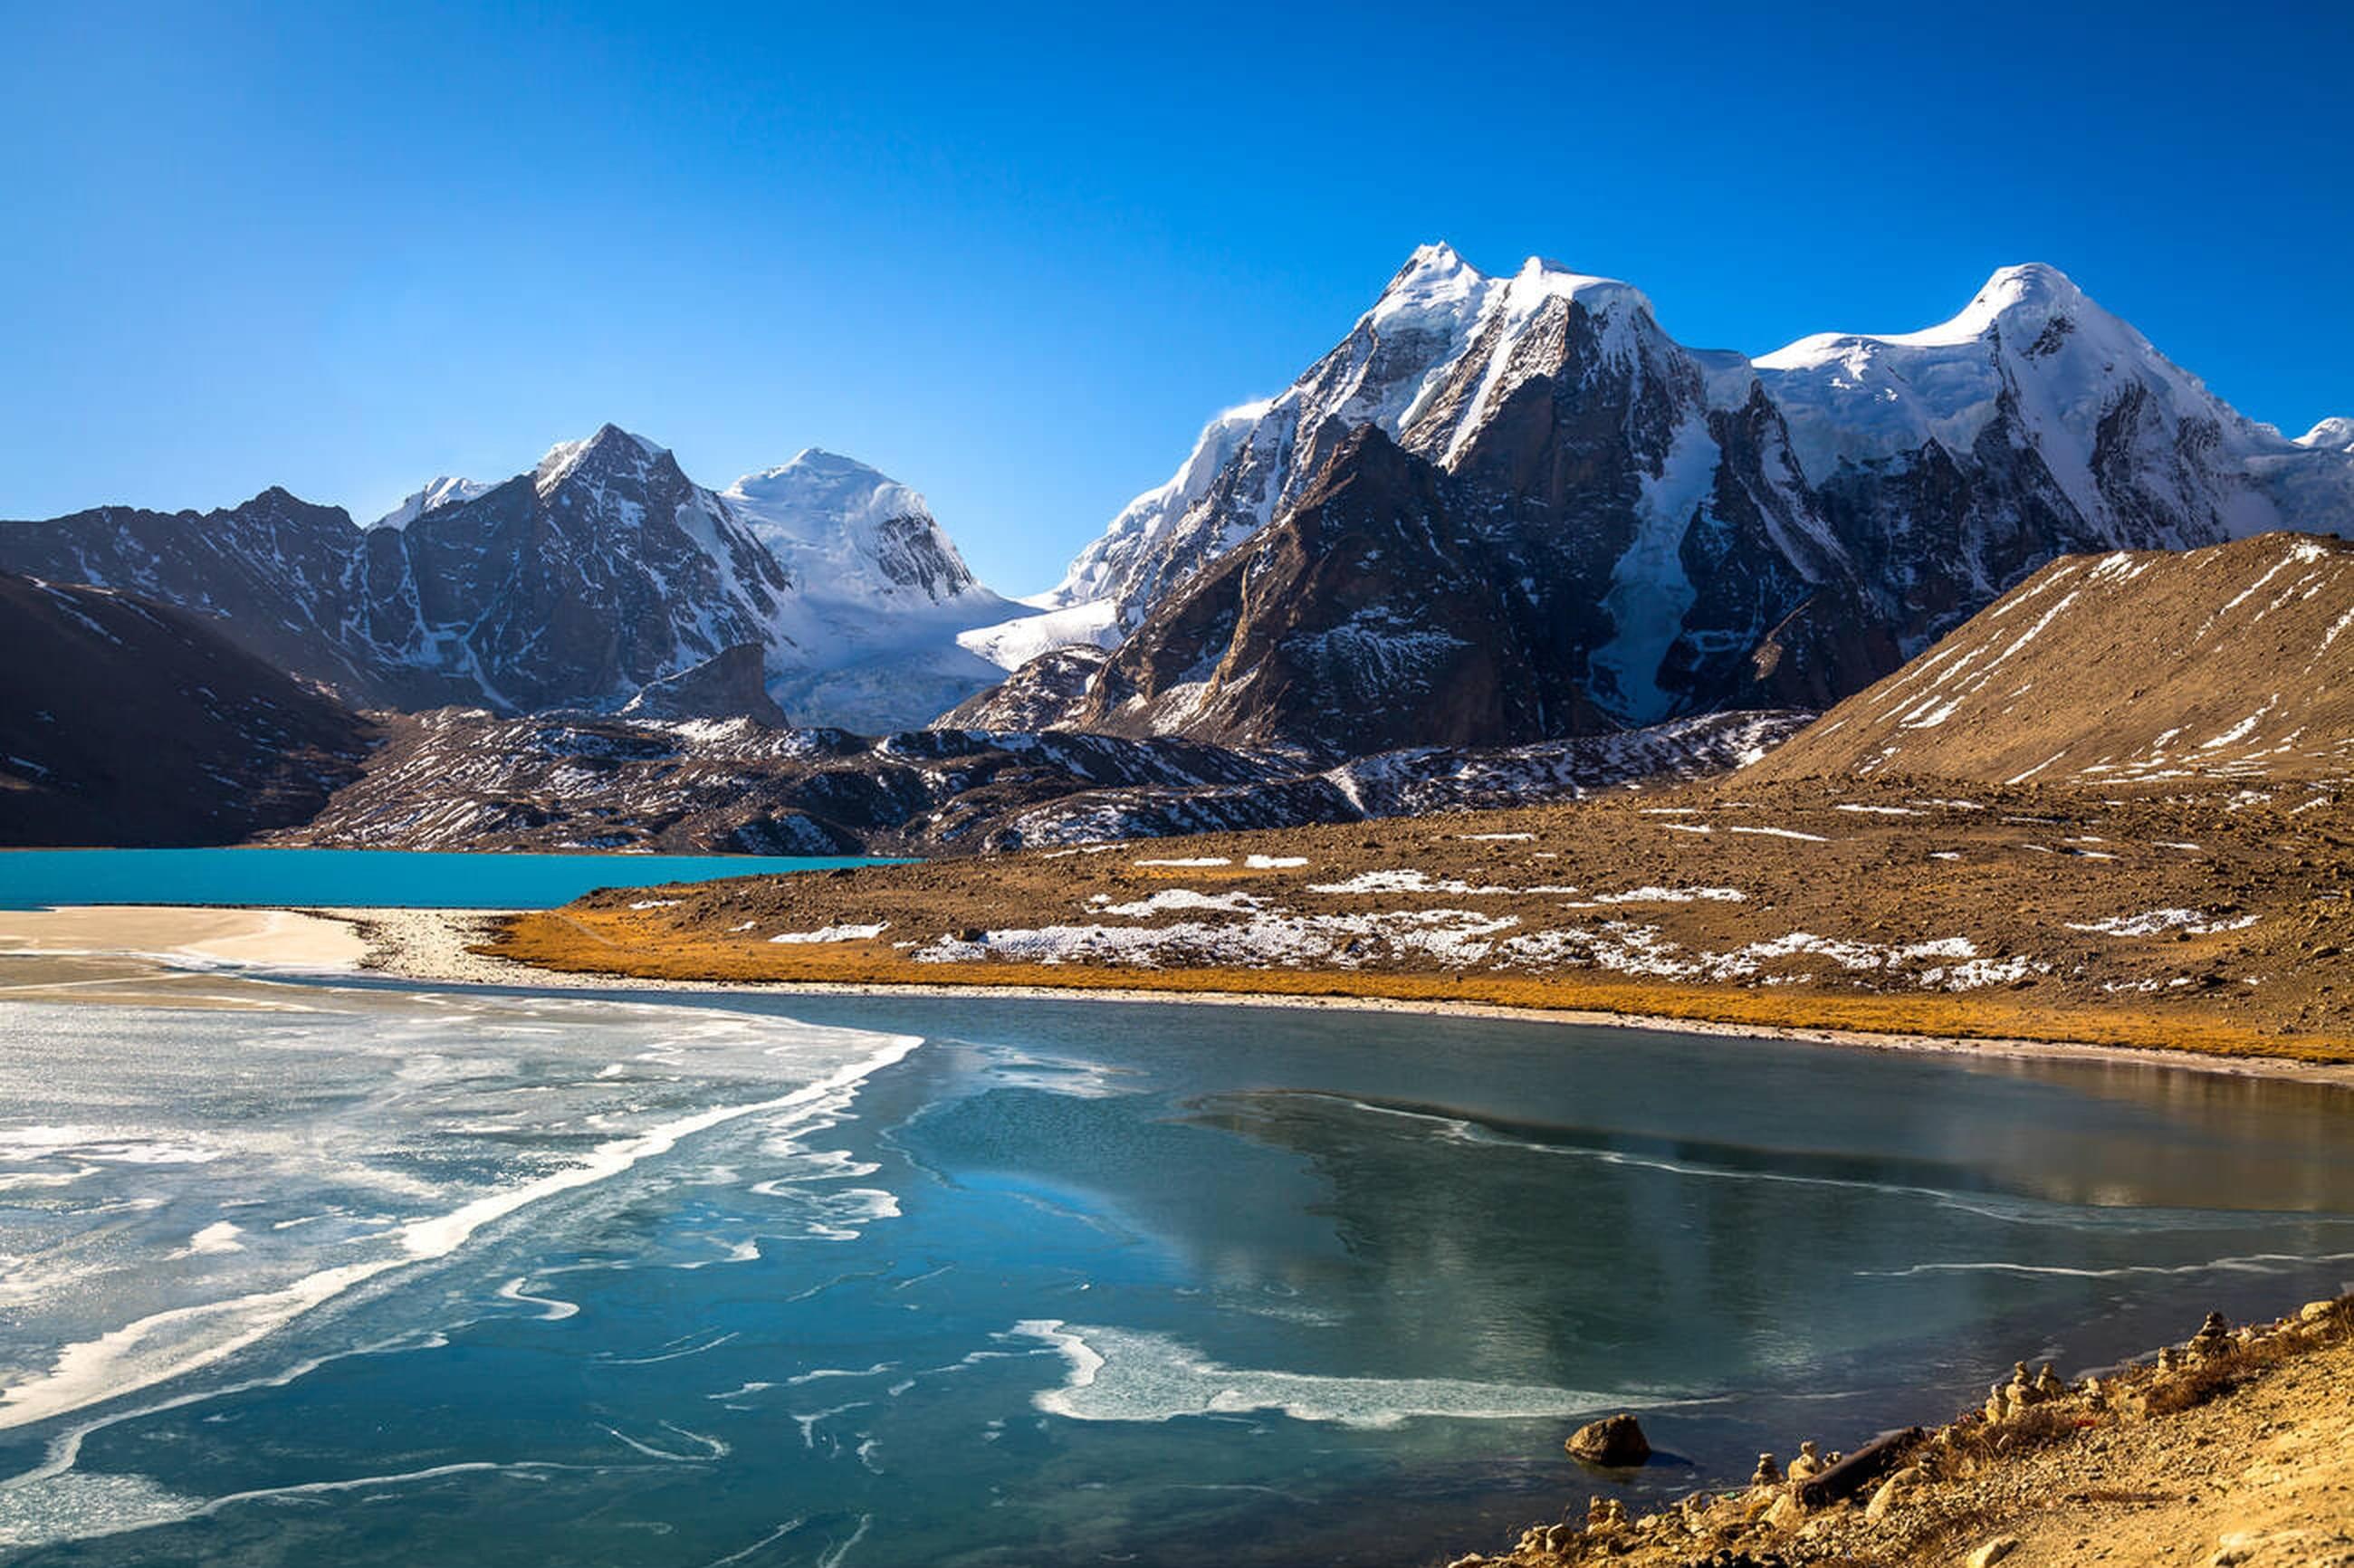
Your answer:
1060;304;1885;760
619;645;789;725
939;646;1110;731
0;572;371;846
0;486;464;707
865;508;978;600
0;426;794;719
1075;426;1604;758
383;428;792;712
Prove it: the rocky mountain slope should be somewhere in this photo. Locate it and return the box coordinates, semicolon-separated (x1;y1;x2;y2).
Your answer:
0;572;371;846
957;248;2353;758
0;429;1035;730
271;707;1801;856
1748;531;2354;788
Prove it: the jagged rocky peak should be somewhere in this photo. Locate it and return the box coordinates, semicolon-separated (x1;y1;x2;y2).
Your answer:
532;422;677;501
990;242;1679;658
721;447;982;605
372;476;493;530
1373;242;1652;330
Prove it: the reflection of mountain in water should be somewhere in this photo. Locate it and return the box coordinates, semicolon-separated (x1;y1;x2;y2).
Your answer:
1176;1084;2354;1397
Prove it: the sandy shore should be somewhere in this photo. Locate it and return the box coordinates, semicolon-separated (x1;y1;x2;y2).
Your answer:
0;904;367;1005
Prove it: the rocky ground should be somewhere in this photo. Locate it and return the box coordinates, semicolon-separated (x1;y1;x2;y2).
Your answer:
264;707;1800;856
1445;1296;2354;1568
487;775;2354;1064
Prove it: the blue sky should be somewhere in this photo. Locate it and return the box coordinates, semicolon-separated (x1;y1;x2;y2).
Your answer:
4;1;2347;592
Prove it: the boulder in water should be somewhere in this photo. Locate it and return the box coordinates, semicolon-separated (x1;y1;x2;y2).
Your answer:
1565;1412;1651;1467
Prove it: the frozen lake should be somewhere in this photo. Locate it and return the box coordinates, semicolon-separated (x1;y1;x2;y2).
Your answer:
1;980;2349;1564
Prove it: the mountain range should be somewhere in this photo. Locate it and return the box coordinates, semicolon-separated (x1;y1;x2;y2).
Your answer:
2;245;2348;808
954;246;2354;757
0;434;1025;732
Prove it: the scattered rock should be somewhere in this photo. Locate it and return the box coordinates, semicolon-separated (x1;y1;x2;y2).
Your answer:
1966;1535;2021;1567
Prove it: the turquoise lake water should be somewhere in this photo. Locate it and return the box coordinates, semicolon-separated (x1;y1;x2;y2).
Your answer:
0;848;895;910
0;976;2349;1566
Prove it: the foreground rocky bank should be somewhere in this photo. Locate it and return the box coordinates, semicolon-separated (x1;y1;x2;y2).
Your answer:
1448;1296;2354;1568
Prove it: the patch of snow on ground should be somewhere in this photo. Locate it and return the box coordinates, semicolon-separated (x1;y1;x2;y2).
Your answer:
1100;890;1263;917
1568;886;1746;906
1308;870;1484;895
909;908;1523;970
2065;909;2261;937
1135;857;1231;868
1244;855;1309;869
770;923;889;943
1726;826;1830;843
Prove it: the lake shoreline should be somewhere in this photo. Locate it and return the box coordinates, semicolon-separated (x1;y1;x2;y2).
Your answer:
359;906;2354;1088
1455;1294;2354;1568
18;903;2348;1090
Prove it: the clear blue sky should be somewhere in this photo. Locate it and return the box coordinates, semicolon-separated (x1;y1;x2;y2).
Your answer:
4;1;2347;592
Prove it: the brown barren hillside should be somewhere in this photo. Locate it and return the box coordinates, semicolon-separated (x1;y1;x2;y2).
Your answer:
488;778;2354;1064
1749;531;2354;787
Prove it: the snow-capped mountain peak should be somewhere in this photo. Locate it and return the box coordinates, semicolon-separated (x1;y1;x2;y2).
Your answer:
372;475;493;531
715;447;1037;731
1928;261;2087;340
721;448;981;607
726;448;930;548
2299;416;2354;454
992;244;1679;653
1502;254;1652;321
1750;261;2291;540
1371;241;1485;323
1755;262;2100;374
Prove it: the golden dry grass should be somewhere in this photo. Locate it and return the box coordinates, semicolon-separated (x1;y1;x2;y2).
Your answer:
490;904;2354;1066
